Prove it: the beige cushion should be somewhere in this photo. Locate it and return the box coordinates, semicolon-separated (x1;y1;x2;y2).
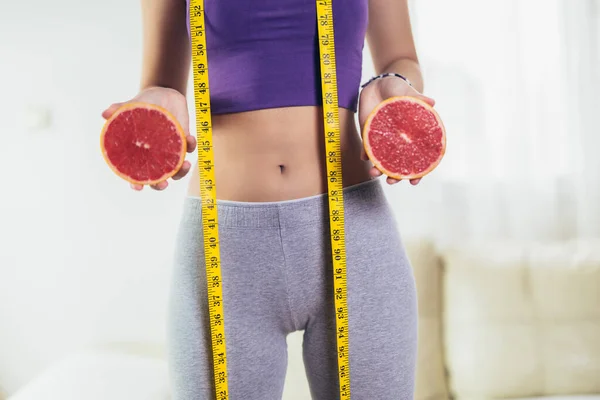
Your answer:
405;239;450;400
442;239;600;399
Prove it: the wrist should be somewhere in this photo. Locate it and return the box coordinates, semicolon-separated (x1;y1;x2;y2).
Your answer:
138;86;185;97
361;73;412;89
139;84;186;97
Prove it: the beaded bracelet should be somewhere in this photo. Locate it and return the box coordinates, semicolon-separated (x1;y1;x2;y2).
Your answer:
361;72;412;88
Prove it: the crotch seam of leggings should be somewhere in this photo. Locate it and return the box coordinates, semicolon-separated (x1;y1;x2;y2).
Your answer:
276;207;299;332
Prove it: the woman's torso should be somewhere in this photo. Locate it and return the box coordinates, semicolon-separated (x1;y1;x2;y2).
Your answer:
186;0;372;201
187;107;372;201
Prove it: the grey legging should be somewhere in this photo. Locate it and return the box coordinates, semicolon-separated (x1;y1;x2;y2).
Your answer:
167;178;418;399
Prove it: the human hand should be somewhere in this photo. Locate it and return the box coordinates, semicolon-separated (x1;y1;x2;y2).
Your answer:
101;87;197;191
358;75;436;186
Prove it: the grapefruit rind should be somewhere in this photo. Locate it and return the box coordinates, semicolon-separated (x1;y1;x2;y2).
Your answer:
362;96;446;180
100;102;187;186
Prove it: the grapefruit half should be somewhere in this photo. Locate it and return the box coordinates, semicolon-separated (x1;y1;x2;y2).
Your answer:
363;96;446;180
100;102;187;186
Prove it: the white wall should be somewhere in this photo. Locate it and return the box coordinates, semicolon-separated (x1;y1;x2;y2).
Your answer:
0;0;383;397
0;0;189;394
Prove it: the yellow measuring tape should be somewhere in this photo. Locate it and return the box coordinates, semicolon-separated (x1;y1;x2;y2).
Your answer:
315;1;350;398
189;1;349;399
189;2;229;399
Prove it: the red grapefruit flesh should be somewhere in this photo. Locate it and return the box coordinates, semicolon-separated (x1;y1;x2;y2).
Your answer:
100;102;187;186
363;96;446;180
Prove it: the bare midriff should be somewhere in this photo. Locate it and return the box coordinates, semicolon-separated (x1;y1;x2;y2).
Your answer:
187;106;373;202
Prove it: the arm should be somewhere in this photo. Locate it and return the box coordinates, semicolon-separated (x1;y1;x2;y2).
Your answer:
366;0;424;93
360;0;432;186
101;0;195;192
140;0;191;95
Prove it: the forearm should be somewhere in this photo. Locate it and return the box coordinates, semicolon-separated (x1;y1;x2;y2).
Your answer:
377;57;425;94
366;0;425;93
140;0;191;95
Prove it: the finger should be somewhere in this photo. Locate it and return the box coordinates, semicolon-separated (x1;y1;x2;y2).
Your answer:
172;161;191;180
410;178;421;185
369;167;382;177
150;181;169;191
360;146;369;161
418;95;436;107
130;183;143;191
387;177;401;185
186;135;197;153
102;103;124;120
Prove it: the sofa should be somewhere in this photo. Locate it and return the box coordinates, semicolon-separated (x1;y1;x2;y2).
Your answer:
409;238;600;400
8;238;600;399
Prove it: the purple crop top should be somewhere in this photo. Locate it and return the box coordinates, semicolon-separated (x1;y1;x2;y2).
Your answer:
185;0;368;115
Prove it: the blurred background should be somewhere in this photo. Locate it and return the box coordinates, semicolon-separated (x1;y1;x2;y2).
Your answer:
0;0;598;399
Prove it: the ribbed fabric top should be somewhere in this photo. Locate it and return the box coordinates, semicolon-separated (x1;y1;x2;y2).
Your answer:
186;0;368;115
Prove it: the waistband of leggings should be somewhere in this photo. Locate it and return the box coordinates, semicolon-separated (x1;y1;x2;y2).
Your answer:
184;177;387;228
